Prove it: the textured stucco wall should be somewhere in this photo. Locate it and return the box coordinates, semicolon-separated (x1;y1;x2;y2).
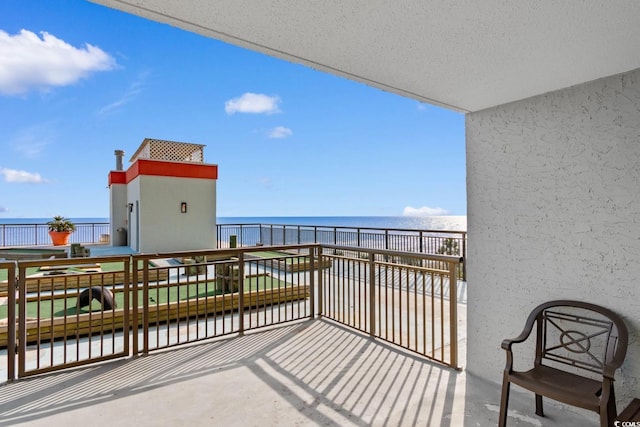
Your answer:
466;68;640;404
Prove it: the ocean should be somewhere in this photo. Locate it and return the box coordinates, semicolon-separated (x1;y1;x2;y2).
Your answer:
0;216;466;231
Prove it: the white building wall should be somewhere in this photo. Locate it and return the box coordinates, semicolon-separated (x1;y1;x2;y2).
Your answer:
126;177;141;251
136;175;216;252
466;68;640;403
109;183;127;244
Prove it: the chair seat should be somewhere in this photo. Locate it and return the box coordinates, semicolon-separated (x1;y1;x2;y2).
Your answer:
510;365;603;411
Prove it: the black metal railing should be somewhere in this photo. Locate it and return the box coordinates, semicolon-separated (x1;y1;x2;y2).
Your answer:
0;223;110;247
217;223;466;280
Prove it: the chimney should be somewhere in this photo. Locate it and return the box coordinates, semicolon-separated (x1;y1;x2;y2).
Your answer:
114;150;125;171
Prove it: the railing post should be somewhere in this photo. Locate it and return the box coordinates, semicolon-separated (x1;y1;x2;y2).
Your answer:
17;264;26;378
462;232;467;281
123;257;131;356
308;246;315;318
238;251;245;334
317;247;323;317
6;262;16;382
132;256;139;355
369;252;376;337
142;259;149;355
449;260;459;369
357;228;361;248
384;230;389;262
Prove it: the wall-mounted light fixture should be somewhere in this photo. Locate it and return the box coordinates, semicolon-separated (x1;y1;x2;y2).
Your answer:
181;202;187;213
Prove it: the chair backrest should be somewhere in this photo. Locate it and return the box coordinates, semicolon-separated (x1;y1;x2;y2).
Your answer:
532;300;628;376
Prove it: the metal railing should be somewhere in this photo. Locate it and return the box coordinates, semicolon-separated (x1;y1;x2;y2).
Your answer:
1;261;16;381
132;246;314;355
13;256;131;378
0;244;462;382
0;222;110;247
218;223;466;280
0;222;465;281
318;245;461;367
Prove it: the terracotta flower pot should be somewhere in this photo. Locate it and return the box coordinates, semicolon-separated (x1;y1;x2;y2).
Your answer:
49;231;72;246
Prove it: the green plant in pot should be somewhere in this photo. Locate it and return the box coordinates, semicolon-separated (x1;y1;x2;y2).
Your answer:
47;215;76;246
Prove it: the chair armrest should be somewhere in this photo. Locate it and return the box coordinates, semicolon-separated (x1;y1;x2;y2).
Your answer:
501;313;538;351
501;310;539;372
501;329;533;351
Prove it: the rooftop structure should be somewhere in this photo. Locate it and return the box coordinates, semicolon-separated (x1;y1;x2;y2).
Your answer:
108;138;218;253
129;138;206;163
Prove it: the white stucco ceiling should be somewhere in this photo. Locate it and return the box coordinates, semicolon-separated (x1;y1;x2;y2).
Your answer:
91;0;640;113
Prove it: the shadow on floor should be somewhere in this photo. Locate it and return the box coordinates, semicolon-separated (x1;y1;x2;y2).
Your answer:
0;319;598;427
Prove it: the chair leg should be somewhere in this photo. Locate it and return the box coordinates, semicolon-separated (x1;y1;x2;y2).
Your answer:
499;375;511;427
535;394;544;417
600;410;609;427
601;388;617;427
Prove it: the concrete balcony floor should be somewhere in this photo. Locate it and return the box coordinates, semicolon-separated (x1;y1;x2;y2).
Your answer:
0;317;599;427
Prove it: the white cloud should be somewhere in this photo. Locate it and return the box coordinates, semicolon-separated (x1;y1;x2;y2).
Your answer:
98;70;149;115
0;29;116;95
225;93;281;114
403;206;449;216
0;206;8;213
268;126;293;139
11;122;57;158
0;168;48;183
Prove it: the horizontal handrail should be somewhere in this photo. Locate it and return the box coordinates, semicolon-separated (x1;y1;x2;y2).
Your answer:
320;244;463;263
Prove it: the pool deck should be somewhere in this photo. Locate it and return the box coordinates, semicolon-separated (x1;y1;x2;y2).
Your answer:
83;245;138;257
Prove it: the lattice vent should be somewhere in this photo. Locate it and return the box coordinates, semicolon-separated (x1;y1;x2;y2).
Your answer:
130;138;205;163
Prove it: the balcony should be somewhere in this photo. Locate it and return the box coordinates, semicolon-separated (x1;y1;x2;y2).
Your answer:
0;242;602;426
0;318;598;425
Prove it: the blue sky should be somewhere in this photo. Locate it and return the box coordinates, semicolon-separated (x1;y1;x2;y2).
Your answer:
0;0;465;219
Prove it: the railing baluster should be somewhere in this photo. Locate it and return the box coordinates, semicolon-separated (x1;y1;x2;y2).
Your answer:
369;252;376;337
449;260;458;368
238;251;244;334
